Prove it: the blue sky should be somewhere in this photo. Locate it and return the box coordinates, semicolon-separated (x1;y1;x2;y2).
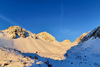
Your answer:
0;0;100;42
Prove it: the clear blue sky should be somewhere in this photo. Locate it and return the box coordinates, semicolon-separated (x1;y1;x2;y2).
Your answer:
0;0;100;42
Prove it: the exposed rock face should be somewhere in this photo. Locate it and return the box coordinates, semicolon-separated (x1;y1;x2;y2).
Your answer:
62;40;71;44
37;32;55;42
94;26;100;38
7;26;39;39
8;26;21;31
7;26;27;39
21;32;26;38
33;34;38;39
18;32;21;36
12;32;16;39
22;28;26;32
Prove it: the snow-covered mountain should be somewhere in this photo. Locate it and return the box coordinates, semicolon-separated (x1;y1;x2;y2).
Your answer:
0;26;74;60
0;26;100;67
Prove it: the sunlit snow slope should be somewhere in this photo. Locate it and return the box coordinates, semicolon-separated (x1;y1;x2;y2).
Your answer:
0;26;74;60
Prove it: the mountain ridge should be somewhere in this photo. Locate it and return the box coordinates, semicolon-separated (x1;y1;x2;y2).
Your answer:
4;26;72;43
3;25;100;44
0;26;100;67
2;25;100;45
0;26;74;60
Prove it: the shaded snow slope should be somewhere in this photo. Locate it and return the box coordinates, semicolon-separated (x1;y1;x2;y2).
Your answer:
31;37;100;67
47;26;100;67
63;37;100;67
46;30;100;67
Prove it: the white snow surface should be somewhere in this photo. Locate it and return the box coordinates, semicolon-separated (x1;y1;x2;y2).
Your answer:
0;26;100;67
0;46;47;67
0;29;74;60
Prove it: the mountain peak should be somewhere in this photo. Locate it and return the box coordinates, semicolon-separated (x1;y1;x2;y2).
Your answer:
7;26;26;32
7;26;21;29
7;26;23;31
37;31;56;42
5;26;27;39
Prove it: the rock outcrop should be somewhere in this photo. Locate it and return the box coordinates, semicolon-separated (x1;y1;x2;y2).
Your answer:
33;34;38;39
7;26;27;39
7;26;39;39
12;32;16;39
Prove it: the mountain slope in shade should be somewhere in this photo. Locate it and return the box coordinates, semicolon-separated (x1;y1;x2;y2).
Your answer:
47;26;100;67
63;37;100;67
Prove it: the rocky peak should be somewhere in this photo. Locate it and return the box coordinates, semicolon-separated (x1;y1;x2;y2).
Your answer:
6;26;39;39
6;26;27;39
7;26;26;32
8;26;21;29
